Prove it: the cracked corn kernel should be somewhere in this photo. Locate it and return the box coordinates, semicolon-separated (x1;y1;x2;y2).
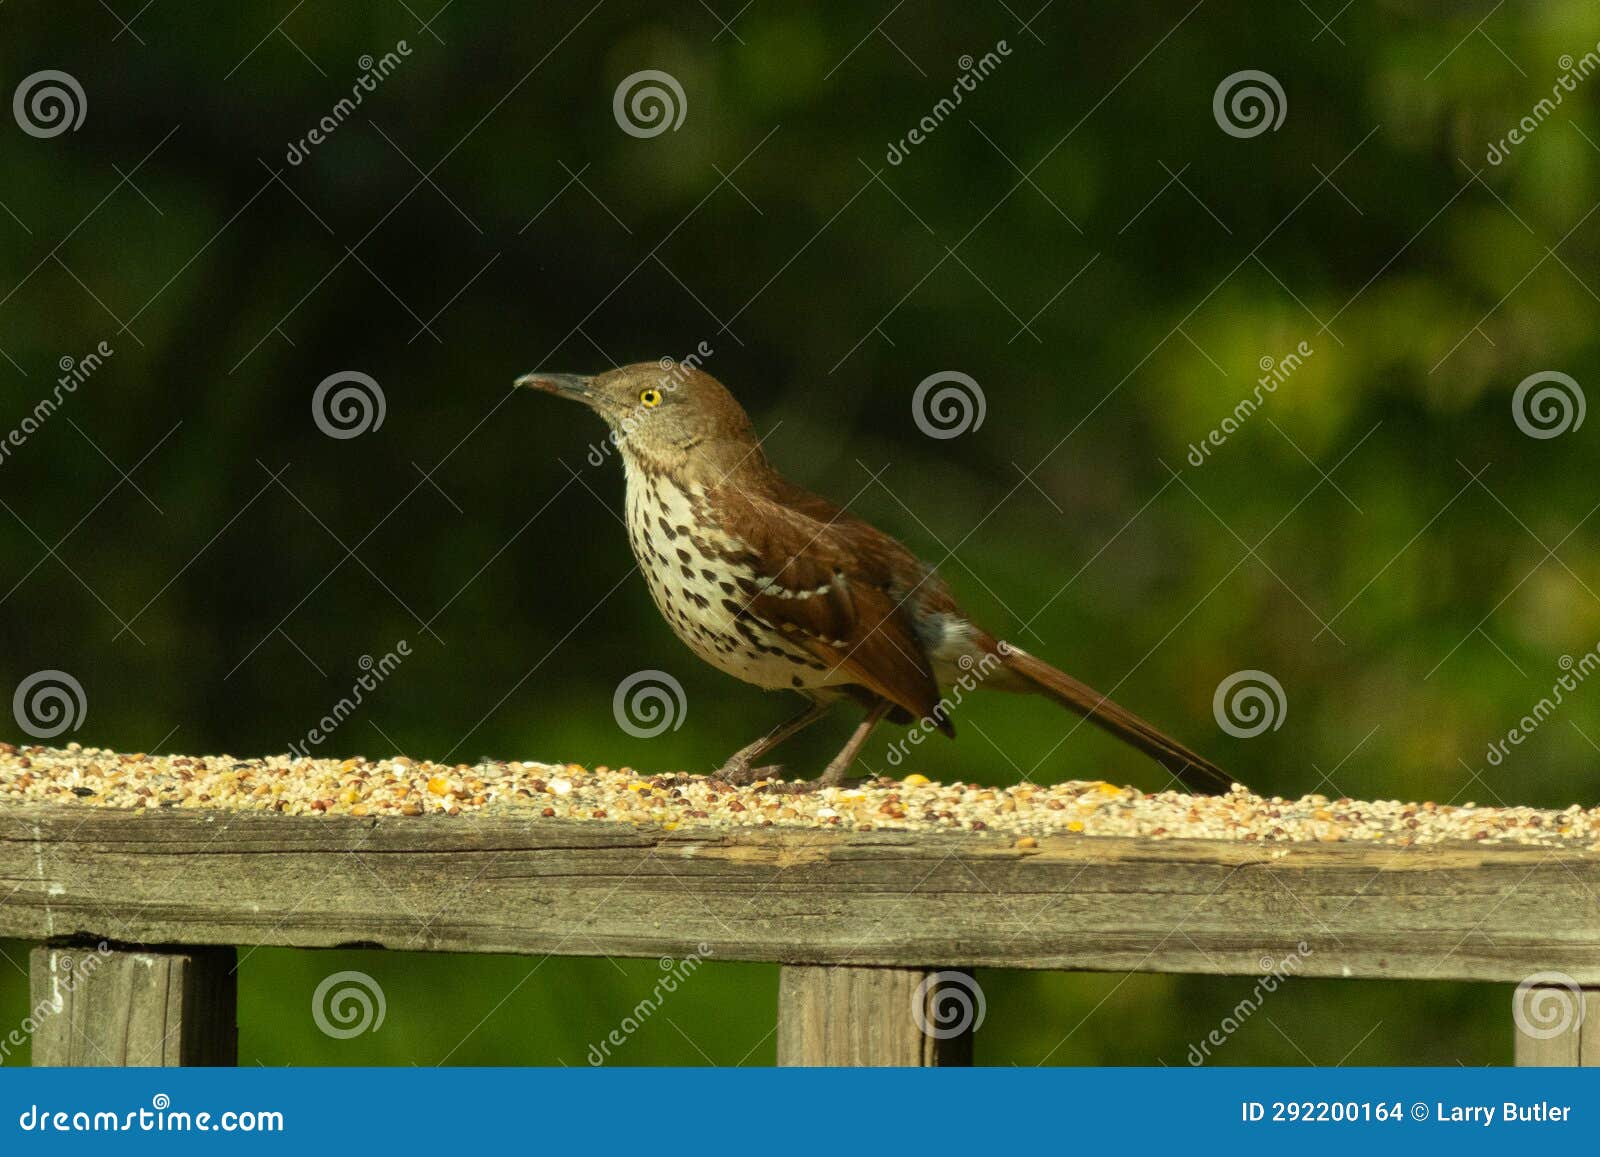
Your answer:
902;773;930;786
1067;820;1085;832
426;776;449;796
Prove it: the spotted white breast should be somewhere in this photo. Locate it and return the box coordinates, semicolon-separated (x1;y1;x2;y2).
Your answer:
620;457;850;693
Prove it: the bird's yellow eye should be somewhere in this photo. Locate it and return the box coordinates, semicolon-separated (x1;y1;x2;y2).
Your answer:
639;388;663;408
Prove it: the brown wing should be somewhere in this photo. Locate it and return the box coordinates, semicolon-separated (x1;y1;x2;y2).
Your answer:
709;478;950;732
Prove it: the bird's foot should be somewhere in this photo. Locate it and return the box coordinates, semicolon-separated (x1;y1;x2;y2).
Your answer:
715;757;787;787
712;756;868;793
747;778;818;796
745;766;868;795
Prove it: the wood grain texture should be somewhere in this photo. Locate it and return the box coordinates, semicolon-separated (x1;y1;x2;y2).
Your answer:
1;805;1597;981
28;945;237;1066
777;966;976;1065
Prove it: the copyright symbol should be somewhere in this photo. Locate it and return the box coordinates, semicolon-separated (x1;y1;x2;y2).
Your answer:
1410;1102;1429;1121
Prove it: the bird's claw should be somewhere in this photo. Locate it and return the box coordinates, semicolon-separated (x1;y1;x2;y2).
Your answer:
715;759;786;786
713;761;870;794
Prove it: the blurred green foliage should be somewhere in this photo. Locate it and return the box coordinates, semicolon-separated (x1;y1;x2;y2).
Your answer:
2;0;1598;1065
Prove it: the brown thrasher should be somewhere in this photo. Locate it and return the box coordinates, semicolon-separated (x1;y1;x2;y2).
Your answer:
518;361;1237;794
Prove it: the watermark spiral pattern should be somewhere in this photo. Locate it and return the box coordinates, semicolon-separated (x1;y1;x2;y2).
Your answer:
1512;971;1585;1040
613;70;686;138
12;670;87;739
13;71;86;138
912;371;986;439
1212;70;1286;138
1512;370;1585;439
312;371;386;439
1212;669;1287;738
312;970;387;1039
612;669;687;738
912;971;986;1039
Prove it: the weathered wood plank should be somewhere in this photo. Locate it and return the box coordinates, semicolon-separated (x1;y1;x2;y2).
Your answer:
1;806;1598;981
777;966;977;1065
29;945;237;1066
1513;984;1600;1066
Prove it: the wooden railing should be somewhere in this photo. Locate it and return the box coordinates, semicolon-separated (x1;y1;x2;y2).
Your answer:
1;804;1596;1065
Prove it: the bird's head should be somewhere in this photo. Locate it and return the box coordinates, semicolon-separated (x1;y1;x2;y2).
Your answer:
516;360;757;465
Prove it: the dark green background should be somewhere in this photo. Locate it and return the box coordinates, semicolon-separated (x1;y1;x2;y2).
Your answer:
2;0;1597;1065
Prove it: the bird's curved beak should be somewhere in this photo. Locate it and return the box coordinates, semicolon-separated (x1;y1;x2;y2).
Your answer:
515;371;595;401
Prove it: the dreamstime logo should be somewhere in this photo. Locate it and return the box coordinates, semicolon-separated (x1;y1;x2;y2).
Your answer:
1186;943;1312;1064
612;669;687;738
885;644;1011;766
585;339;714;467
585;946;713;1065
0;941;112;1062
1487;45;1600;165
1186;340;1313;467
1212;70;1286;138
13;71;86;138
12;670;87;739
1485;644;1600;767
1512;971;1585;1040
0;340;114;469
311;970;386;1039
312;371;386;439
885;39;1012;165
612;70;686;138
1212;669;1286;738
912;971;986;1039
1512;371;1585;439
287;641;410;758
912;371;986;439
285;41;412;165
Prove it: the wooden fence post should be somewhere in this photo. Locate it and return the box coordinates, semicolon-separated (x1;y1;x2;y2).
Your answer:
1512;981;1600;1065
29;944;238;1067
777;965;978;1065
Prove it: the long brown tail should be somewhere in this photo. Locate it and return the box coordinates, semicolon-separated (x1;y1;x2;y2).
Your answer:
999;645;1239;795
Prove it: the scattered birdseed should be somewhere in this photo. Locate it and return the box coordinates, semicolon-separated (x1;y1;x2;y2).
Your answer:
0;742;1596;847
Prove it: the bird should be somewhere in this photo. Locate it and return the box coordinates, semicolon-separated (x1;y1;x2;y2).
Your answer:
517;361;1238;795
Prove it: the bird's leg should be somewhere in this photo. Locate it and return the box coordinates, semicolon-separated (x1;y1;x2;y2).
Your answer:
715;700;832;785
809;699;892;789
